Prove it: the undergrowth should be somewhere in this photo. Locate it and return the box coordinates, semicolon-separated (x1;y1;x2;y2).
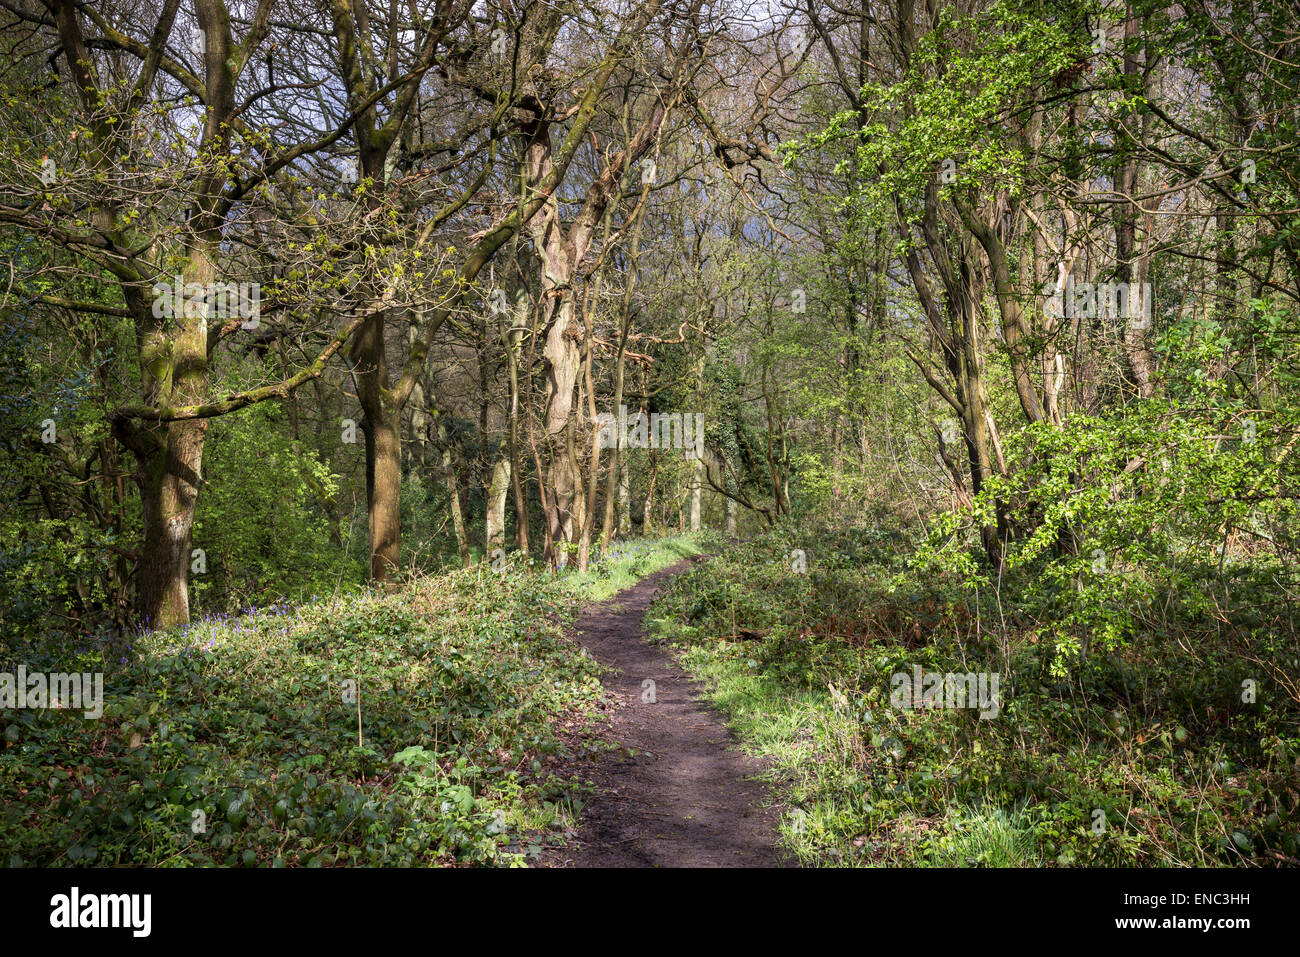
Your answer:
647;527;1299;867
0;533;699;866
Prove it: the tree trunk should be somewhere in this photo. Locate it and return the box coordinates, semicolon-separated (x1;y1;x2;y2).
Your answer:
137;419;206;629
643;456;657;535
367;406;403;581
618;456;631;535
408;382;429;464
522;78;668;566
505;290;531;554
1115;0;1156;399
599;213;638;552
543;320;582;567
526;156;583;566
352;313;403;582
486;456;511;552
439;422;471;568
125;259;213;630
689;457;702;531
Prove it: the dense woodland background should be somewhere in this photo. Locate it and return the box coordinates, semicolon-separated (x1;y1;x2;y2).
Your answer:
0;0;1297;867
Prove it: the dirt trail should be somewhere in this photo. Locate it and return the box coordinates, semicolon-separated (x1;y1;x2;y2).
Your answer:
544;557;785;868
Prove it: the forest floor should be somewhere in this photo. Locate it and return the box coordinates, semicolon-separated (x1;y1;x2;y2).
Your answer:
542;557;786;867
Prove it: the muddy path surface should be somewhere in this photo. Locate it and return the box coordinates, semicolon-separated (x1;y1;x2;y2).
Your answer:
543;557;786;868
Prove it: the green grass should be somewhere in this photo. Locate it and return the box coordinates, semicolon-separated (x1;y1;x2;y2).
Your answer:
0;533;699;867
929;804;1037;867
560;532;703;602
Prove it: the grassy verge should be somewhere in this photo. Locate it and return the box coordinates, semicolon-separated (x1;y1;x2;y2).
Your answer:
558;533;702;602
0;533;699;867
646;531;1299;867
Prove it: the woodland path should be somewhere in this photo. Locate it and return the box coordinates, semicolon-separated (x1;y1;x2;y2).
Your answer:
542;557;785;867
